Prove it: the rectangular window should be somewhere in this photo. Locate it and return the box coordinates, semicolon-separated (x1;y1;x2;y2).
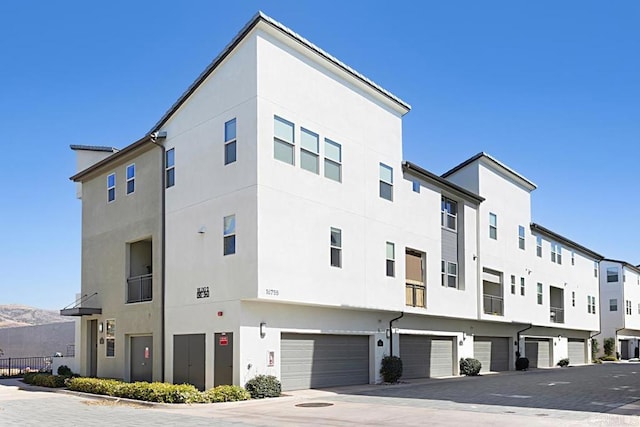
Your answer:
591;296;596;314
510;275;516;294
165;148;175;188
330;228;342;268
594;261;598;277
126;164;135;194
520;277;525;296
274;116;294;165
379;163;393;201
107;173;116;202
412;181;420;193
300;128;319;174
587;296;592;314
626;300;632;315
551;243;561;264
607;267;619;283
441;197;457;231
572;291;575;307
441;261;458;288
224;118;237;165
610;298;618;311
637;303;640;315
571;251;575;266
324;139;342;182
536;283;543;305
405;250;425;308
489;213;497;239
223;215;236;256
386;242;395;277
105;319;115;357
518;225;525;250
536;236;542;257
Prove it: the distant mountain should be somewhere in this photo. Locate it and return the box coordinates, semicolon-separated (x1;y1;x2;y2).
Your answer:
0;305;71;328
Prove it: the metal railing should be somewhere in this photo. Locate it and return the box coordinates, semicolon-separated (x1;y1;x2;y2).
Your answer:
127;274;152;303
483;294;504;316
550;306;564;323
0;357;52;377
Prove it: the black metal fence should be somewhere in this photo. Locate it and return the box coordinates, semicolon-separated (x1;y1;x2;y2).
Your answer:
0;357;52;377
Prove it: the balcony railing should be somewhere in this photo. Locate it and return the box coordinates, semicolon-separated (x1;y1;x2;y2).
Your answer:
483;294;504;316
405;283;426;308
127;274;152;303
550;306;564;323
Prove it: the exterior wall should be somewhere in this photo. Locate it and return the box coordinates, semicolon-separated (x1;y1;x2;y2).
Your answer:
0;322;75;358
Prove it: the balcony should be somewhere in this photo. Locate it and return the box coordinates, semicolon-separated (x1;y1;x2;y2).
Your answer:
483;294;504;316
127;274;152;303
550;306;564;323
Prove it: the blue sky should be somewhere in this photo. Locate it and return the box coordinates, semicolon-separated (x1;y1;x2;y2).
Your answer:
1;1;638;309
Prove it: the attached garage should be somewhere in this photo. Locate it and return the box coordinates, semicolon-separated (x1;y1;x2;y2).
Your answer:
473;336;510;372
400;335;454;378
567;339;586;365
525;338;551;368
280;333;370;391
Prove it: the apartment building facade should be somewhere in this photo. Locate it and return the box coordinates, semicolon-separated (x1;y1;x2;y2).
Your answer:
65;12;603;391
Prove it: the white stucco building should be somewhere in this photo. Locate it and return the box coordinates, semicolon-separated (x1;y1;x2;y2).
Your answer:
64;12;604;391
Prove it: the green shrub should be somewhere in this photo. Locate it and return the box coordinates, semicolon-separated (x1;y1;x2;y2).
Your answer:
600;355;618;362
380;355;403;383
515;357;529;371
22;373;66;388
591;338;599;361
557;358;570;367
67;378;204;403
203;385;251;402
57;365;73;376
244;375;281;399
459;358;482;376
593;358;602;364
22;372;38;384
67;377;124;396
604;338;615;357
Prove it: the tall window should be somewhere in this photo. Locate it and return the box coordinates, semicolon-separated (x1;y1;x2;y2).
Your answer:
518;225;525;250
571;251;575;266
379;163;393;201
223;215;236;256
126;164;135;194
300;128;319;174
587;296;596;314
441;261;458;288
412;181;420;193
572;291;575;307
105;319;115;357
626;300;632;315
609;298;618;311
594;261;598;277
330;228;342;268
386;242;395;277
637;303;640;315
274;116;294;165
510;275;516;294
406;250;425;308
551;243;562;264
536;236;542;257
607;267;619;283
107;173;116;202
165;148;175;188
489;213;497;239
536;283;543;305
224;118;237;165
520;277;525;296
441;197;457;231
324;139;342;182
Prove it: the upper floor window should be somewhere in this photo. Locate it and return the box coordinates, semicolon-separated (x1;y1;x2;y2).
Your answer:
626;300;632;315
637;303;640;315
441;197;457;231
536;236;542;257
412;180;420;193
324;139;342;182
536;283;543;305
223;215;236;256
274;116;294;165
224;118;237;165
165;148;175;188
572;291;575;307
510;275;516;294
607;267;619;283
551;243;562;264
609;298;618;311
571;251;575;266
588;295;596;314
386;242;395;277
520;277;525;296
330;227;342;268
594;261;598;277
300;128;319;174
107;173;116;202
126;164;135;195
441;261;458;288
489;213;497;239
379;163;393;201
406;250;425;308
518;225;525;250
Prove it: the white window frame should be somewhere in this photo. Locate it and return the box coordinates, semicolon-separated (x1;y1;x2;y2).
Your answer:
441;261;458;288
324;138;342;182
610;298;618;312
594;261;598;277
626;300;632;315
572;291;575;307
165;148;175;188
536;283;543;305
107;172;116;203
386;242;395;277
300;128;319;174
551;243;562;264
489;213;497;240
571;251;575;266
518;225;525;250
536;236;542;257
105;319;116;358
224;118;237;165
379;163;393;201
126;164;135;195
441;197;457;231
274;115;295;165
520;277;525;296
223;214;236;256
330;227;342;268
607;267;619;283
510;275;516;294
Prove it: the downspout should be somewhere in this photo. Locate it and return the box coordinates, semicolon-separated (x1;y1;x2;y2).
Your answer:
151;131;167;382
516;323;533;357
389;312;404;358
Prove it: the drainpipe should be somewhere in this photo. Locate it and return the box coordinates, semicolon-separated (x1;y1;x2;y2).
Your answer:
151;131;167;382
388;312;404;358
516;323;533;357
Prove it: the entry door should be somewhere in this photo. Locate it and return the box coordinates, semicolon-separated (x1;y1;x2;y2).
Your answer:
131;336;153;382
214;333;233;386
621;340;630;360
89;320;98;377
173;334;206;390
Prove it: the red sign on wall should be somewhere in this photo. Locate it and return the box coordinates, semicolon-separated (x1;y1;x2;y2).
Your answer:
144;347;150;359
219;335;228;346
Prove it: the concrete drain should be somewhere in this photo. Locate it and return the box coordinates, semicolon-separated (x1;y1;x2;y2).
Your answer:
295;402;334;408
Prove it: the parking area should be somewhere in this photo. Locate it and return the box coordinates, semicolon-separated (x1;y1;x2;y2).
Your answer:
1;363;639;426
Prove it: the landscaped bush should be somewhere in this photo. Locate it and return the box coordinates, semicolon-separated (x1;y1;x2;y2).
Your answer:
244;375;281;399
67;377;122;396
22;373;67;388
591;338;599;361
603;338;615;357
57;365;74;376
515;357;529;371
557;358;570;367
203;385;251;402
66;378;205;403
380;355;403;383
600;355;618;362
459;358;482;376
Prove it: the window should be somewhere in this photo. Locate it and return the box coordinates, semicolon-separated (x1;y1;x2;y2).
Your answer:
224;118;237;165
107;173;116;202
405;250;425;308
587;296;592;314
610;298;618;311
324;139;342;182
300;128;319;174
572;291;575;307
386;242;395;277
536;283;543;305
223;215;236;256
330;228;342;268
624;273;627;282
588;296;596;314
625;300;632;315
441;197;457;231
637;303;640;315
165;148;175;188
571;251;575;266
274;116;294;165
105;319;115;357
520;277;525;296
518;226;525;250
440;261;458;288
551;243;562;264
379;163;393;201
412;180;420;193
594;261;598;277
510;275;516;294
126;164;135;194
607;267;619;283
489;213;497;239
536;236;542;257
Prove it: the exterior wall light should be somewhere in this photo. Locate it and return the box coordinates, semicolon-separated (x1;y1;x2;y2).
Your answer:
260;322;266;339
98;322;103;333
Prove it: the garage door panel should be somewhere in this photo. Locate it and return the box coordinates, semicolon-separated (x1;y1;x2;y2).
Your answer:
525;338;550;368
400;335;453;379
474;337;509;372
568;339;585;365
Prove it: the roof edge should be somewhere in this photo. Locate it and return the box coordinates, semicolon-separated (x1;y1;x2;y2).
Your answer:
442;152;537;191
530;223;603;260
602;258;640;274
403;160;485;204
70;144;119;153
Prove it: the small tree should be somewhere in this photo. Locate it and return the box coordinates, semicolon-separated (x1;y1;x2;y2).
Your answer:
380;355;403;383
591;338;599;361
603;338;615;357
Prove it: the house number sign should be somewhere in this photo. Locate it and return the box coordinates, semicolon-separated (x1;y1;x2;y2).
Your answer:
197;286;210;299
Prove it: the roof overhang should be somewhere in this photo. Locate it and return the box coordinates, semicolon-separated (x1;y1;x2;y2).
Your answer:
531;223;603;260
60;307;102;317
403;161;484;204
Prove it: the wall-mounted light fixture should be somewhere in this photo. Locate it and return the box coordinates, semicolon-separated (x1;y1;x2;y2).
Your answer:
260;322;266;339
98;322;103;333
198;226;207;234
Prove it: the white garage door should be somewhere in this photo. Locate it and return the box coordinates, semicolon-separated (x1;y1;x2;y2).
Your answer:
400;335;453;378
525;338;551;368
567;339;586;365
280;334;369;391
473;337;510;372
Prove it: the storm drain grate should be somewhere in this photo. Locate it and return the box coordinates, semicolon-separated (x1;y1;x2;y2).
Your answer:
295;402;334;408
